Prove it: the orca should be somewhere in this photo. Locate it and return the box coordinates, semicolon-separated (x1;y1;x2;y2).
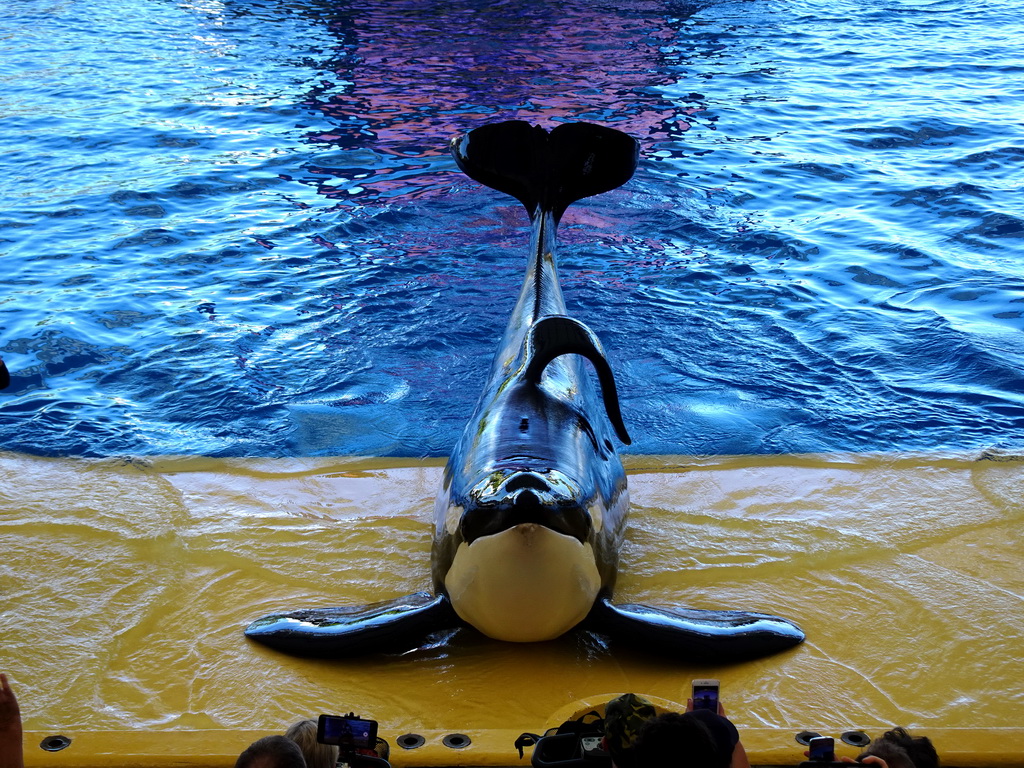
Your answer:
245;121;805;662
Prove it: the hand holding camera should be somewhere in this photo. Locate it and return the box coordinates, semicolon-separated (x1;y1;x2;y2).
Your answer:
802;736;893;768
316;714;388;768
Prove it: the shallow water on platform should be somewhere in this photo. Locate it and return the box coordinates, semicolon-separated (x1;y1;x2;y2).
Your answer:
2;452;1021;742
1;0;1022;457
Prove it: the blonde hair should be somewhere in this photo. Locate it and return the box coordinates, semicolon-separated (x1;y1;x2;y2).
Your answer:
285;719;339;768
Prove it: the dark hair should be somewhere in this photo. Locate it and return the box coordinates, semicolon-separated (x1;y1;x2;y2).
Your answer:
235;735;308;768
860;728;938;768
632;712;723;768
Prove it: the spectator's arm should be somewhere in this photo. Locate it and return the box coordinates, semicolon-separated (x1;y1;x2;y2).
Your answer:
0;674;25;768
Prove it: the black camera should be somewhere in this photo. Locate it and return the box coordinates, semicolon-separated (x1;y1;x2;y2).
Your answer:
531;733;611;767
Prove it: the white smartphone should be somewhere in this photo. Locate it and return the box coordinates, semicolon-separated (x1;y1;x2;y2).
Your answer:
691;679;720;712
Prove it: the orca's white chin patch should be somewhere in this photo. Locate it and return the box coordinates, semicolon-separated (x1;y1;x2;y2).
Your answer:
444;523;601;642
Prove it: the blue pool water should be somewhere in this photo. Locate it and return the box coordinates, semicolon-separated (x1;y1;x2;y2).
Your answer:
1;0;1022;458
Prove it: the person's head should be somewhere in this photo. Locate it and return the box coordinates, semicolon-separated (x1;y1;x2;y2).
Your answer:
285;719;339;768
859;728;938;768
235;734;307;768
632;712;728;768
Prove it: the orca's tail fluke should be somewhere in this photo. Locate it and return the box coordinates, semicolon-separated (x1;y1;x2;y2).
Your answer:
450;121;639;223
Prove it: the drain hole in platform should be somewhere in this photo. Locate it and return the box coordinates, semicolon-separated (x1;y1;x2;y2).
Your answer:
40;735;71;752
443;733;471;749
842;731;871;747
397;734;426;750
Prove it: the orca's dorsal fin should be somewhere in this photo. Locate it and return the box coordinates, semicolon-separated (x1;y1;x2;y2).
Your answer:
524;316;631;445
450;121;639;223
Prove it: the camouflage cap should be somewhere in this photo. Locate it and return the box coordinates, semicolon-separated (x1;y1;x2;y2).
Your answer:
603;693;657;768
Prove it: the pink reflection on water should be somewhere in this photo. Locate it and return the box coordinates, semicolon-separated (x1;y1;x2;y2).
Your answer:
287;2;713;297
301;1;699;169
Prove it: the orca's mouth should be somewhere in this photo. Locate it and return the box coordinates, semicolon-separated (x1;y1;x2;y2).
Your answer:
459;470;592;544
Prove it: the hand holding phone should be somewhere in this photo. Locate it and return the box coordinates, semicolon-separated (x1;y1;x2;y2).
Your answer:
809;736;836;762
691;679;720;713
316;713;378;750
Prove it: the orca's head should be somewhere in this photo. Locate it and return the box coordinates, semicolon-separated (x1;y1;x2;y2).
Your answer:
435;464;616;642
457;466;595;544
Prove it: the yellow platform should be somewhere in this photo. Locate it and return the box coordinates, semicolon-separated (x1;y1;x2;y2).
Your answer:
1;451;1021;767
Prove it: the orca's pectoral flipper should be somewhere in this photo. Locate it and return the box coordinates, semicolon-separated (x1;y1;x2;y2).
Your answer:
524;316;631;445
244;591;461;657
451;121;639;222
0;357;9;390
586;596;804;663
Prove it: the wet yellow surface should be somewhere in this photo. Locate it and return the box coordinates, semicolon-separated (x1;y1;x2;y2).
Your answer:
1;451;1022;767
